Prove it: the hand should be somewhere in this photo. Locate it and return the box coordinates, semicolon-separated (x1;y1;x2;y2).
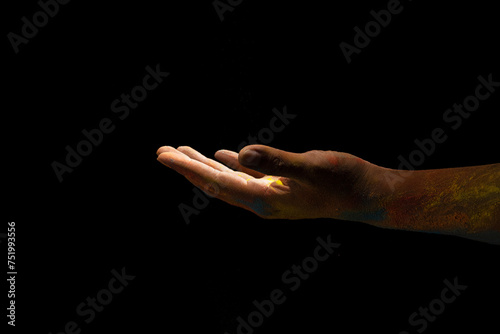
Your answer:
156;145;384;220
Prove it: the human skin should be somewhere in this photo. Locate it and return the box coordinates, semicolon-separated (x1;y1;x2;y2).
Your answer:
156;145;500;245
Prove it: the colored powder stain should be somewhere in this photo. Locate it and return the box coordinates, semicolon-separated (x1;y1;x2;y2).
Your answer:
275;180;283;186
453;184;499;202
382;166;500;234
424;179;499;233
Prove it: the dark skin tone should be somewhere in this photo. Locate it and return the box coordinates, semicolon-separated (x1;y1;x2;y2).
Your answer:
157;145;500;245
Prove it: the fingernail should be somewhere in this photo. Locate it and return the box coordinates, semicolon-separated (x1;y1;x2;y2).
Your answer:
240;149;261;167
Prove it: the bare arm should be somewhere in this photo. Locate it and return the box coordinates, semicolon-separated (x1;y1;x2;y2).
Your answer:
157;145;500;245
364;164;500;244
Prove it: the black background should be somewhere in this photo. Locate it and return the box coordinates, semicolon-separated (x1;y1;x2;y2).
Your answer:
3;0;500;333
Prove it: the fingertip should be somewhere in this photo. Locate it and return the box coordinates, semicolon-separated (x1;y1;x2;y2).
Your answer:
239;144;267;154
215;149;234;158
157;152;174;165
239;145;307;178
214;149;239;171
239;148;261;167
156;146;166;155
156;145;175;156
177;145;193;152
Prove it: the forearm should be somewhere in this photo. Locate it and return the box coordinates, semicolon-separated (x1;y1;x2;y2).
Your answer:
365;163;500;244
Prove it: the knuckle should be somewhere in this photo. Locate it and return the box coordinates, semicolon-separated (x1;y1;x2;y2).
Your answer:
270;155;285;171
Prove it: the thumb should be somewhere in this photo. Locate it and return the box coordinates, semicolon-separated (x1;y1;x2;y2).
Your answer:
238;145;307;178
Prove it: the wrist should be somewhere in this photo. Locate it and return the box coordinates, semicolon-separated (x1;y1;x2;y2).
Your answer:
351;162;395;226
323;161;393;224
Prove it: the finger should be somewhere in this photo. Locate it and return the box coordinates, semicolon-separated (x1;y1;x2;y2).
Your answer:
158;150;221;188
156;145;177;156
177;146;234;173
157;151;261;204
214;149;266;178
238;145;308;179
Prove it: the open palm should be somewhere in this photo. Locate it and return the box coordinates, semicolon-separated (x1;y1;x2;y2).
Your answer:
157;145;376;220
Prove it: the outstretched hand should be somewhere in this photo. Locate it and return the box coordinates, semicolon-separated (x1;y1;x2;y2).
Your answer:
156;145;382;220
